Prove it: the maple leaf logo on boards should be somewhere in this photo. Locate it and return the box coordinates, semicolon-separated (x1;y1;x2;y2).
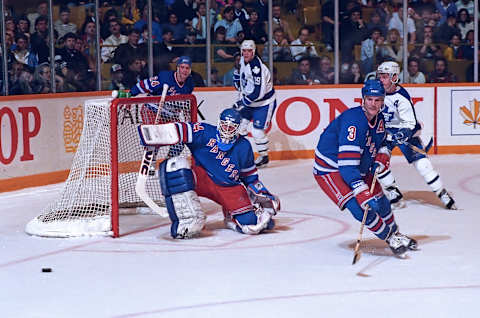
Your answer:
459;99;480;128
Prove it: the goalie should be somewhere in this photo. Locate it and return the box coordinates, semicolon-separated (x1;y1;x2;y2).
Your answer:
138;108;280;238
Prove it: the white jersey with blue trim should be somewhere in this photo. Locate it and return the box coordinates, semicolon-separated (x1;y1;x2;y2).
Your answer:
174;122;259;187
235;55;275;107
382;85;418;131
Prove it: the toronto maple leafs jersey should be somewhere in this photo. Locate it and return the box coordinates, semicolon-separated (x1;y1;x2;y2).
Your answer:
382;85;419;134
130;71;194;96
234;55;276;107
175;122;259;187
314;106;386;188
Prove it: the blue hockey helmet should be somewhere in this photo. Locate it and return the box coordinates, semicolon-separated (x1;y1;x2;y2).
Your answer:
362;79;385;98
176;56;192;67
216;108;242;151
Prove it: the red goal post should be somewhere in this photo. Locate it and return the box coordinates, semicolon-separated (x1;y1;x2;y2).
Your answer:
25;94;197;238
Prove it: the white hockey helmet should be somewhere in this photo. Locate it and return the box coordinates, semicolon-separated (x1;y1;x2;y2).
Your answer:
240;40;256;54
377;61;400;84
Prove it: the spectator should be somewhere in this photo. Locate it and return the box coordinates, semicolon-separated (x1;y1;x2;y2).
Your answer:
435;13;461;44
436;0;457;26
113;29;141;69
366;11;387;37
288;57;321;85
122;56;145;88
191;70;206;87
361;28;382;74
9;66;34;95
101;19;128;63
27;1;48;34
54;6;77;39
80;18;99;70
192;2;208;41
233;0;249;26
12;34;38;69
121;0;141;27
100;8;120;40
108;63;126;90
250;0;268;24
163;12;187;43
243;9;267;44
321;0;334;51
223;51;241;86
350;62;364;84
459;29;475;60
210;67;223;86
340;6;367;62
16;16;31;40
155;28;178;69
179;31;206;62
456;8;473;40
290;27;318;62
171;0;196;24
443;33;463;60
272;3;294;42
428;57;458;82
5;17;16;36
381;28;404;63
411;25;443;60
31;62;52;93
56;33;89;73
317;55;334;84
339;62;353;83
399;57;427;83
214;6;243;43
213;26;235;62
455;0;474;16
134;5;163;42
262;28;292;62
30;16;50;64
415;6;436;44
388;5;416;44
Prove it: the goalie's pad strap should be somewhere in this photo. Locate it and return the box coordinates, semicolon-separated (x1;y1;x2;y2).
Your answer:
138;123;181;146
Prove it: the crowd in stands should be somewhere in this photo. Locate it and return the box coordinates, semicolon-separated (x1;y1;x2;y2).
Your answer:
0;0;478;95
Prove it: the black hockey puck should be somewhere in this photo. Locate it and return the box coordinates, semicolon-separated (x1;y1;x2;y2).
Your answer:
41;268;52;272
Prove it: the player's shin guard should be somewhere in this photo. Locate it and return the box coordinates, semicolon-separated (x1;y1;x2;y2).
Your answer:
345;199;390;240
159;157;206;238
377;169;403;204
414;158;455;209
251;127;269;167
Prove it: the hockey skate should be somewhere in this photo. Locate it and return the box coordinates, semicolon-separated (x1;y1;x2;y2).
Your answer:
385;186;406;209
386;232;409;258
438;189;456;210
255;155;269;168
394;231;418;250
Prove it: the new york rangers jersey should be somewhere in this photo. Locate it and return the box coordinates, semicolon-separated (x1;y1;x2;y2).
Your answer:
314;106;386;187
234;55;275;107
130;71;194;96
175;122;259;186
382;85;420;133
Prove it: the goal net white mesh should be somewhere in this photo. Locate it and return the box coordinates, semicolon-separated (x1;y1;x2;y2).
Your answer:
25;95;196;237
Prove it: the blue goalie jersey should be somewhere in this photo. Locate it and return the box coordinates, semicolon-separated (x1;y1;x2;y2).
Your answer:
314;106;386;187
130;71;194;96
175;122;259;186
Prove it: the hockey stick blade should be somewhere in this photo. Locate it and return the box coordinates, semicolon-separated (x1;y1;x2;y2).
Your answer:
135;84;169;218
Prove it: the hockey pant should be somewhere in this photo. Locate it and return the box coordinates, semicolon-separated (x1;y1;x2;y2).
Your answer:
314;171;398;240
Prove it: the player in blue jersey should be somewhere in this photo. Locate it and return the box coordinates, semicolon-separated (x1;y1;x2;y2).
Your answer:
137;108;280;239
376;61;456;209
233;40;277;168
313;80;417;257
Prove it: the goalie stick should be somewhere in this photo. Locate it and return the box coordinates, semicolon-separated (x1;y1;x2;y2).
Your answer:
135;84;169;217
352;169;379;265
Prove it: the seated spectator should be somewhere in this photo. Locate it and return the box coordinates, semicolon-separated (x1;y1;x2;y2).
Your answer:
155;28;178;69
121;0;141;27
428;57;458;82
9;62;33;95
163;12;187;43
134;5;163;42
243;9;267;44
340;62;353;84
290;27;318;62
210;67;223;86
101;19;128;63
30;16;50;64
223;51;241;86
375;0;392;25
100;8;120;40
27;1;48;34
455;0;474;16
435;13;460;44
317;55;334;84
366;12;387;37
350;62;364;84
178;31;206;62
214;5;243;43
410;25;443;60
288;57;321;85
80;18;100;70
399;57;427;83
340;6;367;62
388;4;416;44
108;63;126;90
113;29;141;69
436;0;458;26
379;28;404;63
213;26;235;62
171;0;196;24
192;2;208;41
456;8;473;40
443;33;463;60
262;28;292;62
458;29;476;60
233;0;250;26
122;56;146;88
31;62;52;94
54;6;77;39
12;34;38;69
56;33;89;73
272;3;294;42
191;70;206;87
16;16;31;40
361;28;382;74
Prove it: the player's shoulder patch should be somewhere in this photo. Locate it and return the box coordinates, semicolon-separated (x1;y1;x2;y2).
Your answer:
192;122;205;132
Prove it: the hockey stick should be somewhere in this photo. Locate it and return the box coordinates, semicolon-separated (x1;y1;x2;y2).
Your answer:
352;169;379;265
135;84;169;217
404;137;433;156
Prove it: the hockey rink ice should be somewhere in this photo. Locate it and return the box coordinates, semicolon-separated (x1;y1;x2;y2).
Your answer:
1;154;479;317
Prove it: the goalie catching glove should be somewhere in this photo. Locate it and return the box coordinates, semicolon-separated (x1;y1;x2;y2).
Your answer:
247;180;281;215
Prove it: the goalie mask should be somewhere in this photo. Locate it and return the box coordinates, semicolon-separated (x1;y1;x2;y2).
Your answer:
216;108;242;151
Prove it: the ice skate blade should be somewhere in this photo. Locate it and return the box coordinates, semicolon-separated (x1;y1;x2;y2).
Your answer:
392;201;407;210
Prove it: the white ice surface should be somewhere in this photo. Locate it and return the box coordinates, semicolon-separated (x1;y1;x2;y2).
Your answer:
1;155;479;318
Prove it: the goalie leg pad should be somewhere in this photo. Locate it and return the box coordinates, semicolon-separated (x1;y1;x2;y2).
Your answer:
414;157;443;193
159;157;205;238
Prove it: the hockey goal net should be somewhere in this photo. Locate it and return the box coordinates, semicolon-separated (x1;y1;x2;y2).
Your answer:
25;94;197;238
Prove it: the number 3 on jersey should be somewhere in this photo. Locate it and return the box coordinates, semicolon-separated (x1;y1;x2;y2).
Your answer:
347;126;356;141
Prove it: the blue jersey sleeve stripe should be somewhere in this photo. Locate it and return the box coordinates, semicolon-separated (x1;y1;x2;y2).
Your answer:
338;159;361;166
339;145;361;152
314;163;338;173
315;149;338;168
